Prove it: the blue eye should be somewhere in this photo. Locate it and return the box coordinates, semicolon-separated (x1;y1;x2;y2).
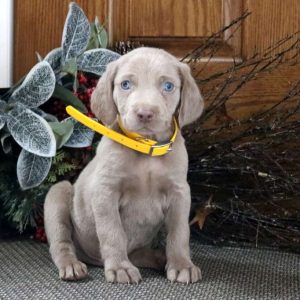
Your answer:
121;80;131;90
163;82;174;92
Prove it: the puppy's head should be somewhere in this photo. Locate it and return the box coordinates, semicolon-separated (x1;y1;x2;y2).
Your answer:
91;47;204;137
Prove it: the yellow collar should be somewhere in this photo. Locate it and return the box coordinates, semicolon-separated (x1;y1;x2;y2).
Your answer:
66;106;178;156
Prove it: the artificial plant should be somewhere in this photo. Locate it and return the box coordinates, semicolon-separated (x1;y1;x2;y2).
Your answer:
0;2;120;191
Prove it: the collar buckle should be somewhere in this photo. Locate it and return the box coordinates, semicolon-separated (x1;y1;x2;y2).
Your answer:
149;141;173;156
167;141;173;152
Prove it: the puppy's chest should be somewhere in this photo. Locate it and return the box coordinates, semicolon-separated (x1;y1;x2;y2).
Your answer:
122;158;171;196
119;159;171;215
119;164;168;249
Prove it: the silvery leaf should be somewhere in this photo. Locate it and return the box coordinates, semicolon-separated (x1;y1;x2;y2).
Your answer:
0;100;7;130
44;48;63;73
62;2;91;62
0;118;5;130
63;117;94;148
77;49;120;76
0;132;12;154
0;99;7;111
17;149;52;190
10;61;56;108
31;108;58;122
7;104;56;157
0;114;5;130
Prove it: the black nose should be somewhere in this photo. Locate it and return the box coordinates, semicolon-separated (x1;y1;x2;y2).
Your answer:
137;110;154;122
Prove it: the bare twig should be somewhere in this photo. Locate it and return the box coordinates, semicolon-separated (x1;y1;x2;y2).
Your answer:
186;15;300;251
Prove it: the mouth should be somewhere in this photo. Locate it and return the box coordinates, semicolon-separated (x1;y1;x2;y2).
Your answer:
127;124;155;137
118;116;158;139
121;116;152;131
119;114;175;142
135;127;154;136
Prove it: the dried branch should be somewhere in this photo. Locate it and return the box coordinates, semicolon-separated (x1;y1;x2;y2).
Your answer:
186;13;300;251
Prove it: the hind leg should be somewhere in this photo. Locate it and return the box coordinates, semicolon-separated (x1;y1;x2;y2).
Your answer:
44;181;88;281
129;248;166;271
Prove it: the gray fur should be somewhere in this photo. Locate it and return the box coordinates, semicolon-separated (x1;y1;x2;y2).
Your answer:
44;47;204;284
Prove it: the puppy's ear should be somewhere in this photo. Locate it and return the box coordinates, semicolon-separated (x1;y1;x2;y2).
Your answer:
177;62;204;127
91;61;118;125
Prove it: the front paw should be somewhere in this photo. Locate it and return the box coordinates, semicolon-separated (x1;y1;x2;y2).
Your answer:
58;260;88;281
105;260;142;284
166;259;202;283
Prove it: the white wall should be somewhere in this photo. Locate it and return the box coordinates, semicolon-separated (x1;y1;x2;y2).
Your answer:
0;0;13;88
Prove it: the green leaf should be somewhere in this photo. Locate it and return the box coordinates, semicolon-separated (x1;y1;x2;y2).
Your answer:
99;28;108;49
49;120;74;149
53;150;65;163
86;17;108;50
94;17;108;48
52;83;87;113
57;162;76;175
46;173;57;183
86;23;99;50
61;58;77;76
97;27;108;49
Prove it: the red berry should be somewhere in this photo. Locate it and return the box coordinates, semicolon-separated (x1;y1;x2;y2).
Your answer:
87;88;94;97
78;74;88;85
91;79;98;86
41;235;47;243
87;112;95;118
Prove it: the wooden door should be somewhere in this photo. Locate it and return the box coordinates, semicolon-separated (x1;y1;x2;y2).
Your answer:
107;0;300;120
108;0;242;58
14;0;300;119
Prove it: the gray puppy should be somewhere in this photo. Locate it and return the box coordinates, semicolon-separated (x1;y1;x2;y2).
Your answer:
44;47;204;284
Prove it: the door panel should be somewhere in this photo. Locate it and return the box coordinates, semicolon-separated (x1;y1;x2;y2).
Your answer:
128;0;223;37
109;0;241;59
